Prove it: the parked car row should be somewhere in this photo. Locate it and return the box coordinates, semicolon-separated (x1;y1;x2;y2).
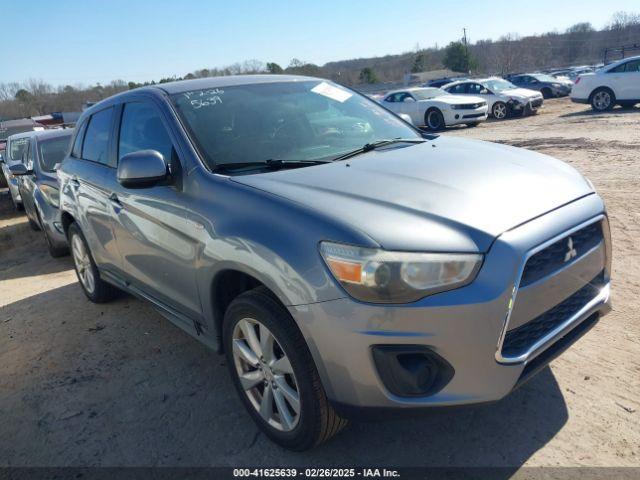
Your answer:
375;76;544;130
1;75;613;451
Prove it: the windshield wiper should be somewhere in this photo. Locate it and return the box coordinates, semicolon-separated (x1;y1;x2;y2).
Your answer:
214;159;330;172
330;138;426;162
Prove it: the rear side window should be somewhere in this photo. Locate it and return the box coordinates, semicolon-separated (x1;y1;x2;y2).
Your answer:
71;120;87;158
82;108;114;165
118;102;173;162
447;83;466;94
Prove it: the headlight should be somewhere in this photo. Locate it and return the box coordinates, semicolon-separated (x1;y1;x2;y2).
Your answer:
319;241;483;303
40;184;60;208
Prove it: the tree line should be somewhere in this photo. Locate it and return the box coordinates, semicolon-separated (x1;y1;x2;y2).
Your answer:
1;11;638;120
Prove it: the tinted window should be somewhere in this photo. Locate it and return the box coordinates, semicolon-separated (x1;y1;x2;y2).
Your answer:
447;83;467;94
71;120;87;158
623;60;640;72
82;108;114;165
39;135;72;172
118;102;173;162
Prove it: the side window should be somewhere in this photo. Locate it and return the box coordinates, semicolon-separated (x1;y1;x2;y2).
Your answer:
623;60;640;72
71;120;88;158
118;102;173;162
384;95;395;103
448;84;466;94
24;141;34;170
467;83;482;94
608;63;627;73
82;107;114;165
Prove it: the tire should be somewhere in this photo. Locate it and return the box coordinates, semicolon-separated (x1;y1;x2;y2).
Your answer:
541;88;553;99
68;222;117;303
223;287;347;451
590;88;615;111
39;211;68;258
424;108;445;131
492;101;508;120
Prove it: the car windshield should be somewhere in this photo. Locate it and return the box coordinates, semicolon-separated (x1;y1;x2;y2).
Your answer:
170;80;420;169
483;79;516;92
532;74;557;82
411;88;448;100
8;137;29;162
39;135;71;172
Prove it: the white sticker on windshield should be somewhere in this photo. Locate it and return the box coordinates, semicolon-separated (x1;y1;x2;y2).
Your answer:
311;82;353;103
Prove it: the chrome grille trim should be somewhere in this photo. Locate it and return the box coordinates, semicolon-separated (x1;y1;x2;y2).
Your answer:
495;214;609;364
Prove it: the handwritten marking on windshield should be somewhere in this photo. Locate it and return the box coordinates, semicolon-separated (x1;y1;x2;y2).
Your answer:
183;89;225;109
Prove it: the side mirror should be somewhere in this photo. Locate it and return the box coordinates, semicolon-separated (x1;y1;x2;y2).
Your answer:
403;97;415;102
9;163;31;176
117;150;168;188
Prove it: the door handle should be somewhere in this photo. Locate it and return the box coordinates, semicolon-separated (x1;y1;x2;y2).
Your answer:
109;193;123;212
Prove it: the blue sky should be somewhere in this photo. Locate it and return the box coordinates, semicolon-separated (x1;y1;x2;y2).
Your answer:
1;0;638;85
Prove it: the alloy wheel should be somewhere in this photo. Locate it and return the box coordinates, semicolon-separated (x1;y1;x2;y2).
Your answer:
593;91;611;110
232;318;300;431
493;103;507;119
71;234;95;294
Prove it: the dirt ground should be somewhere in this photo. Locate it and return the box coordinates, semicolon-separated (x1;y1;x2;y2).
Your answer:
0;97;638;468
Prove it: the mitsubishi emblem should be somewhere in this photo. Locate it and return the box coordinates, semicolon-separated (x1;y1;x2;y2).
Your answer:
564;237;577;262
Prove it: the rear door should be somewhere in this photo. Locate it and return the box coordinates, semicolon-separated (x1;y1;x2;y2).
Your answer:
615;59;640;99
105;99;201;321
64;108;122;271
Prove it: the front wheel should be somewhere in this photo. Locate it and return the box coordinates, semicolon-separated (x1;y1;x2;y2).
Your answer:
590;88;615;111
223;287;347;450
68;222;117;303
424;108;445;131
492;102;508;120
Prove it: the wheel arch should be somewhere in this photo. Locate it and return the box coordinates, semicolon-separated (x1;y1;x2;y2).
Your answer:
60;211;76;238
207;265;295;352
588;86;615;103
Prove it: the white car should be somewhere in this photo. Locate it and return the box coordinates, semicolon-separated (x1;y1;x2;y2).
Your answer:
380;87;488;130
443;78;543;120
571;55;640;111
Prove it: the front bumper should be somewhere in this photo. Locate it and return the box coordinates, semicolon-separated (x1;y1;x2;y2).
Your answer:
443;107;488;126
289;194;611;410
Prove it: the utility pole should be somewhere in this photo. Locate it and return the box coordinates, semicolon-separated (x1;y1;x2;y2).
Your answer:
463;28;469;72
463;28;468;54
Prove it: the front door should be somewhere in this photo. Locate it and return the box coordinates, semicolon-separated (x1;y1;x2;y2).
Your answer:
106;100;202;321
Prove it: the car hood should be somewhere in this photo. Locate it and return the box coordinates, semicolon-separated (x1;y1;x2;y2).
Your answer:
420;95;485;106
230;136;592;253
501;87;543;100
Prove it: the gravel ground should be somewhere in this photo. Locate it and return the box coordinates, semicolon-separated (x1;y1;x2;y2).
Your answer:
0;97;638;468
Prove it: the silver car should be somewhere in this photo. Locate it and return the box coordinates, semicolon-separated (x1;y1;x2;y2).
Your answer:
58;75;612;450
2;131;34;209
9;129;73;257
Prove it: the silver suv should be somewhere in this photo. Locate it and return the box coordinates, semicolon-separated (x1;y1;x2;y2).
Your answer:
58;75;612;450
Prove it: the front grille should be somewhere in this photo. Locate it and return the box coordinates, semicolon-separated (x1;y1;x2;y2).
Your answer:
463;113;485;119
520;221;603;288
502;271;604;358
457;102;485;110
